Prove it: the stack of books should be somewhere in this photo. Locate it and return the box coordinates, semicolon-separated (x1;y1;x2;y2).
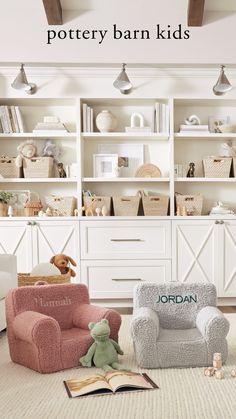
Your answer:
154;102;169;133
0;106;25;133
33;116;68;134
179;124;209;134
82;103;94;132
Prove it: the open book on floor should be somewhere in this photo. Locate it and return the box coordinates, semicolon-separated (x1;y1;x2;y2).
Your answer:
64;371;159;398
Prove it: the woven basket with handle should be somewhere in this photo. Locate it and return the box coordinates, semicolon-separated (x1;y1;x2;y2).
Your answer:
203;156;232;178
18;271;71;287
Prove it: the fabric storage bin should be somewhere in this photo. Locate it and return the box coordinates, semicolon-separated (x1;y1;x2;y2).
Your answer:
83;196;111;216
23;157;54;178
18;272;71;287
142;195;169;216
113;196;140;216
45;195;77;216
175;193;203;216
203;156;232;178
0;157;20;178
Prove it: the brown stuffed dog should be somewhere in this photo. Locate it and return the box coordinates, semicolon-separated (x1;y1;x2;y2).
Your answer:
50;254;77;277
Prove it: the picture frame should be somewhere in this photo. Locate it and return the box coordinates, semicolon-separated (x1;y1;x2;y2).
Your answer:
93;154;118;178
98;143;144;177
208;116;230;133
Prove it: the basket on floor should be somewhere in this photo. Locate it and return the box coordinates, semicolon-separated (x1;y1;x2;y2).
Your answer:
18;271;71;287
203;156;232;178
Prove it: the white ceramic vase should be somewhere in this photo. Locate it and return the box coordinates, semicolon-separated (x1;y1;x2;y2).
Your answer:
96;110;117;132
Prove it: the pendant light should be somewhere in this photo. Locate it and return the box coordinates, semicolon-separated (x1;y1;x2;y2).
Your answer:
113;64;133;94
213;65;232;96
11;64;37;95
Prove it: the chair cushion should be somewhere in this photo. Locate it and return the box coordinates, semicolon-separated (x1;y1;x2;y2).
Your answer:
158;327;203;343
0;272;11;299
61;328;93;369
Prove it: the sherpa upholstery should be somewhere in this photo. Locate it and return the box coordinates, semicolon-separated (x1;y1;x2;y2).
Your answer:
6;283;121;373
0;254;17;331
131;283;229;368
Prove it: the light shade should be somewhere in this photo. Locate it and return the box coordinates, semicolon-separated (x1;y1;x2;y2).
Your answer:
113;64;133;94
213;65;232;96
11;64;37;95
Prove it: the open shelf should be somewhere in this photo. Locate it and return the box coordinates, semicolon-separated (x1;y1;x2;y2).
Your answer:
81;132;169;140
175;178;236;182
175;133;236;139
0;133;77;139
83;177;170;183
0;178;77;183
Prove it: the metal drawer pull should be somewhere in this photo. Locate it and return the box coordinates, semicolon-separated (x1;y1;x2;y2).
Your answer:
110;239;143;242
112;278;143;281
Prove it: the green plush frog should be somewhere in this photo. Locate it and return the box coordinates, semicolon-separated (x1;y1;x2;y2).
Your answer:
80;319;124;372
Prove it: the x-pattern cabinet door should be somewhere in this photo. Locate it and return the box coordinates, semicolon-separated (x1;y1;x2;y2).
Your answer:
0;221;32;272
32;221;79;278
218;220;236;297
172;220;217;285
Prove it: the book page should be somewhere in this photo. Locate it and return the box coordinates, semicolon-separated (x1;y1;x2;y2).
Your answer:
106;371;154;392
65;374;112;398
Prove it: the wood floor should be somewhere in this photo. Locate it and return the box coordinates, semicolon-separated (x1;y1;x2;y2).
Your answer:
219;306;236;313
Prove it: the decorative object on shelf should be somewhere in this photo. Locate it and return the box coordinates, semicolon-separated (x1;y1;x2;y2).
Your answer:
83;196;111;216
142;195;169;216
85;207;94;216
96;110;117;133
11;64;37;95
7;205;13;217
185;115;201;125
154;102;169;133
95;207;102;216
179;124;209;134
24;198;43;217
175;193;203;216
15;139;37;168
135;163;162;178
76;207;84;216
45;207;53;216
0;191;13;217
203;156;232;178
93;154;118;178
38;210;46;217
219;124;236;134
113;63;133;95
50;254;77;277
113;196;140;216
186;162;195;177
210;201;234;216
99;143;144;177
57;162;67;178
45;195;77;216
220;140;236;157
101;205;108;216
208;116;230;133
69;163;78;178
33;116;68;134
8;189;30;216
0;155;21;178
125;113;151;133
213;65;232;96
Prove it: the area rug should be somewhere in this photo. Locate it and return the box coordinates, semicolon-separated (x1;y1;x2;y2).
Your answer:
0;314;236;419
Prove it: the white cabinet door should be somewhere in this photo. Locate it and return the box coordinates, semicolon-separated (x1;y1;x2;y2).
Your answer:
81;259;171;299
173;220;217;284
32;220;79;278
218;220;236;297
81;220;171;260
0;221;32;272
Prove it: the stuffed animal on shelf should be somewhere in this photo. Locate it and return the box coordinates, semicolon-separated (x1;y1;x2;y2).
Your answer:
80;319;124;372
15;139;37;168
42;139;61;162
50;253;77;277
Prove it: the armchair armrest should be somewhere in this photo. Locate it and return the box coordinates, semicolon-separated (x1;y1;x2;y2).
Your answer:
196;306;230;339
13;311;61;345
131;307;159;341
73;304;121;341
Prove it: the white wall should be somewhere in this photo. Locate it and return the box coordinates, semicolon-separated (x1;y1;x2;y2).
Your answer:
0;0;236;64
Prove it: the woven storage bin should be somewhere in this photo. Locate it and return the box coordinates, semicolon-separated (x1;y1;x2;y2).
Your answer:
45;195;77;216
23;157;54;178
83;196;111;216
203;156;232;178
0;157;20;178
18;271;71;287
143;195;169;216
175;193;203;216
113;196;140;216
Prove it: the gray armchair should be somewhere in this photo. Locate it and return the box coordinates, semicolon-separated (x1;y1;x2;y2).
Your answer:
131;282;229;368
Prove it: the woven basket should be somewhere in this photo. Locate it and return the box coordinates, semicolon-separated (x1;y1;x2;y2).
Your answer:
83;196;111;216
0;158;20;178
175;193;203;216
18;271;71;287
113;196;140;216
142;195;169;216
23;157;54;178
45;195;77;216
203;156;232;178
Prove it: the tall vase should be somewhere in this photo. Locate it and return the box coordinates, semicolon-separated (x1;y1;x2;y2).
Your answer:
0;202;8;217
96;110;117;132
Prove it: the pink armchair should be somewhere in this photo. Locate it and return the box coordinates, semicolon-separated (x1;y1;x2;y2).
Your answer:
6;283;121;373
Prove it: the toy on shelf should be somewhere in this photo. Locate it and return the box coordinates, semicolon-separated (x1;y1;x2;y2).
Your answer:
186;162;195;178
42;139;61;161
50;253;77;277
80;319;124;372
15;139;37;168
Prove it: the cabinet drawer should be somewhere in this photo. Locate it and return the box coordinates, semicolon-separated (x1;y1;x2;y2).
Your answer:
80;221;171;259
81;260;171;299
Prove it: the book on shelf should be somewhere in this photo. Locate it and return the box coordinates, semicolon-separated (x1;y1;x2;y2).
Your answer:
82;103;94;132
154;102;169;133
0;105;25;133
64;371;159;398
33;116;69;133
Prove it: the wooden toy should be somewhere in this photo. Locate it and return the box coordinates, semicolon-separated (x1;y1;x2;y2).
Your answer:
95;207;102;216
101;205;108;216
215;369;225;380
204;367;215;377
85;207;94;216
213;353;222;370
182;206;187;216
176;206;181;216
231;369;236;377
